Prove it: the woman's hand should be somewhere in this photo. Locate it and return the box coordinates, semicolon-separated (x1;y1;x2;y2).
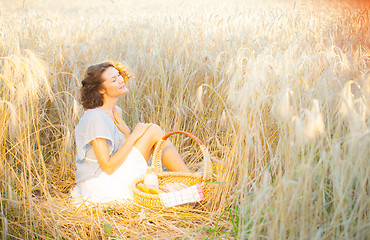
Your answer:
112;109;131;137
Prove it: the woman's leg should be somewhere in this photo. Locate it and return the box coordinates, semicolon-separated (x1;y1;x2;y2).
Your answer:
134;124;190;172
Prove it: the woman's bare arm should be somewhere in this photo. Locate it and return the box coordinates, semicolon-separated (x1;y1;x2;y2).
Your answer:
91;123;152;175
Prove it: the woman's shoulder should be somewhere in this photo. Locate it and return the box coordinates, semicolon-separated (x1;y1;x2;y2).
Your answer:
84;108;103;116
84;107;121;117
76;108;107;130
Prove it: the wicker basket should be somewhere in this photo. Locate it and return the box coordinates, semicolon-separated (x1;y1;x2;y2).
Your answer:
131;131;213;208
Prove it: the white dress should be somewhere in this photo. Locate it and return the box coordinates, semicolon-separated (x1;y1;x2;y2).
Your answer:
71;107;148;204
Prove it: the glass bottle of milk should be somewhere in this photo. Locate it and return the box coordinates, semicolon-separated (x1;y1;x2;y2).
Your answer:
144;167;159;188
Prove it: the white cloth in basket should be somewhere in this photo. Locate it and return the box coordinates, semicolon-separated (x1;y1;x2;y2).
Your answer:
159;184;205;207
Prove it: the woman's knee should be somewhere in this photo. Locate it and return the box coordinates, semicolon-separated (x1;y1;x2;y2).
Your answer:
146;124;164;141
152;124;165;138
134;124;164;160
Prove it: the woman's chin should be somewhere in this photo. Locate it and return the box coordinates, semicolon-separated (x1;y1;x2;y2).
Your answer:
120;88;128;95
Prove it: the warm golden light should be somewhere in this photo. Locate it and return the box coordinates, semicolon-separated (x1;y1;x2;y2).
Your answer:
0;0;369;239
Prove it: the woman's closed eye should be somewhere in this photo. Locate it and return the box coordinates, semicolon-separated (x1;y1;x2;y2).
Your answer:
112;74;122;82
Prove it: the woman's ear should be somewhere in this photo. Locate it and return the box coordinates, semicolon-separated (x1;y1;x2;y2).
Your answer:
99;88;106;95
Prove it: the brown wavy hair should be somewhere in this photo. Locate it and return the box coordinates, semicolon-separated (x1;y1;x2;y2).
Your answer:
80;61;132;110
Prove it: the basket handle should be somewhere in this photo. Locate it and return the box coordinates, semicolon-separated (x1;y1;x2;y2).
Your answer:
152;131;212;182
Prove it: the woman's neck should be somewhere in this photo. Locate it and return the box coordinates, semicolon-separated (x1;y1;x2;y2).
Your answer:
99;96;118;112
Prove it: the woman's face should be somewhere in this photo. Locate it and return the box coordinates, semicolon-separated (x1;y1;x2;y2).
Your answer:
100;66;128;97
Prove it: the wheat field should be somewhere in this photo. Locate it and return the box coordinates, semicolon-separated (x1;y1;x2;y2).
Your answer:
0;0;369;239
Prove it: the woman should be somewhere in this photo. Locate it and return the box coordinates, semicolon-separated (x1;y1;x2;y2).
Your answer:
71;61;189;203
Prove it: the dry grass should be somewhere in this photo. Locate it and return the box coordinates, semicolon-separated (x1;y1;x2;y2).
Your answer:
0;0;369;239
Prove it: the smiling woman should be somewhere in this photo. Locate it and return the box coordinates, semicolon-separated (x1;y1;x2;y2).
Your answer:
71;61;190;203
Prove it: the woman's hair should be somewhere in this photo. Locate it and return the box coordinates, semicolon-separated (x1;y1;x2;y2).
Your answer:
80;61;132;110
